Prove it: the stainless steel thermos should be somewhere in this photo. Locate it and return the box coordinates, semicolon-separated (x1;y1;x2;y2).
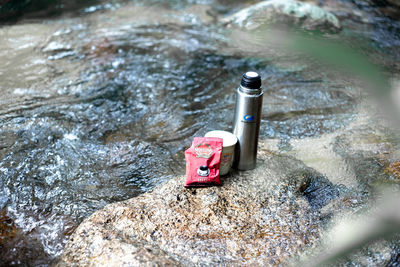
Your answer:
232;71;263;170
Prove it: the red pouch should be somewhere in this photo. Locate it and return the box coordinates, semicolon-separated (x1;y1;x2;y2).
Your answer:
184;137;223;187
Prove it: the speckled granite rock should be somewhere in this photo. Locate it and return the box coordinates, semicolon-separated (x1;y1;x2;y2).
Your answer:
222;0;341;32
57;149;330;266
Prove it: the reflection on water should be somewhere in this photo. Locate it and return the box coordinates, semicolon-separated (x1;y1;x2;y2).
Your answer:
0;0;399;265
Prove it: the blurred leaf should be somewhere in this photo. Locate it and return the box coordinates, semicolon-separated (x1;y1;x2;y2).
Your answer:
309;190;400;266
288;34;391;97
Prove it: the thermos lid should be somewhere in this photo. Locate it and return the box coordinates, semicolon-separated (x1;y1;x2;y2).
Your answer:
241;71;261;89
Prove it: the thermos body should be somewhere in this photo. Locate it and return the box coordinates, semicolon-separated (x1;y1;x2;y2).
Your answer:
232;72;263;170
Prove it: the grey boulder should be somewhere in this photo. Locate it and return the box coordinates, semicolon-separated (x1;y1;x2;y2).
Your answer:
56;150;326;266
222;0;341;32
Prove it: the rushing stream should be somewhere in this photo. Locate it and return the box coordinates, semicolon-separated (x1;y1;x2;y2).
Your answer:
0;0;399;265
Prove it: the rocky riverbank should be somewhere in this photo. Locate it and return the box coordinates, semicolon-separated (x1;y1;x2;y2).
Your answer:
1;0;399;265
57;0;400;265
55;96;400;265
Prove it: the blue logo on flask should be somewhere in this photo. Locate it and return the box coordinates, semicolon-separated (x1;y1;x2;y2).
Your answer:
243;115;254;122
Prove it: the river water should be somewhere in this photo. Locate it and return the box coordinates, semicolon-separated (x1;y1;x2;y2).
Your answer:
0;0;399;265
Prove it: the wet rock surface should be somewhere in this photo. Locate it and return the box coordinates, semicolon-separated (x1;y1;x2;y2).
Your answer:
57;151;325;266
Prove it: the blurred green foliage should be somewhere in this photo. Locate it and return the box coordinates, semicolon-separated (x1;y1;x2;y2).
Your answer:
288;34;391;96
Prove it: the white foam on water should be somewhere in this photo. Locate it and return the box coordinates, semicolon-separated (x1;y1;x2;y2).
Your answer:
64;133;79;141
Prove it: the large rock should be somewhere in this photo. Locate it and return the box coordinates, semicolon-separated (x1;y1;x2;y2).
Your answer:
222;0;341;32
57;149;337;266
56;101;400;266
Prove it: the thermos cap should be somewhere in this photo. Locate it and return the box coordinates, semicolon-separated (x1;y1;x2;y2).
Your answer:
241;71;261;89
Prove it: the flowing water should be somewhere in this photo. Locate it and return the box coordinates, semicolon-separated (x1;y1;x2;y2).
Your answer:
0;0;399;265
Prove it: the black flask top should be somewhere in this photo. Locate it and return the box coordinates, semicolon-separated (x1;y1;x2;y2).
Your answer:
240;71;261;89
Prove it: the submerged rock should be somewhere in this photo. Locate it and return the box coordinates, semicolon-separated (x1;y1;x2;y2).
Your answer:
222;0;341;32
57;151;329;266
296;172;340;211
